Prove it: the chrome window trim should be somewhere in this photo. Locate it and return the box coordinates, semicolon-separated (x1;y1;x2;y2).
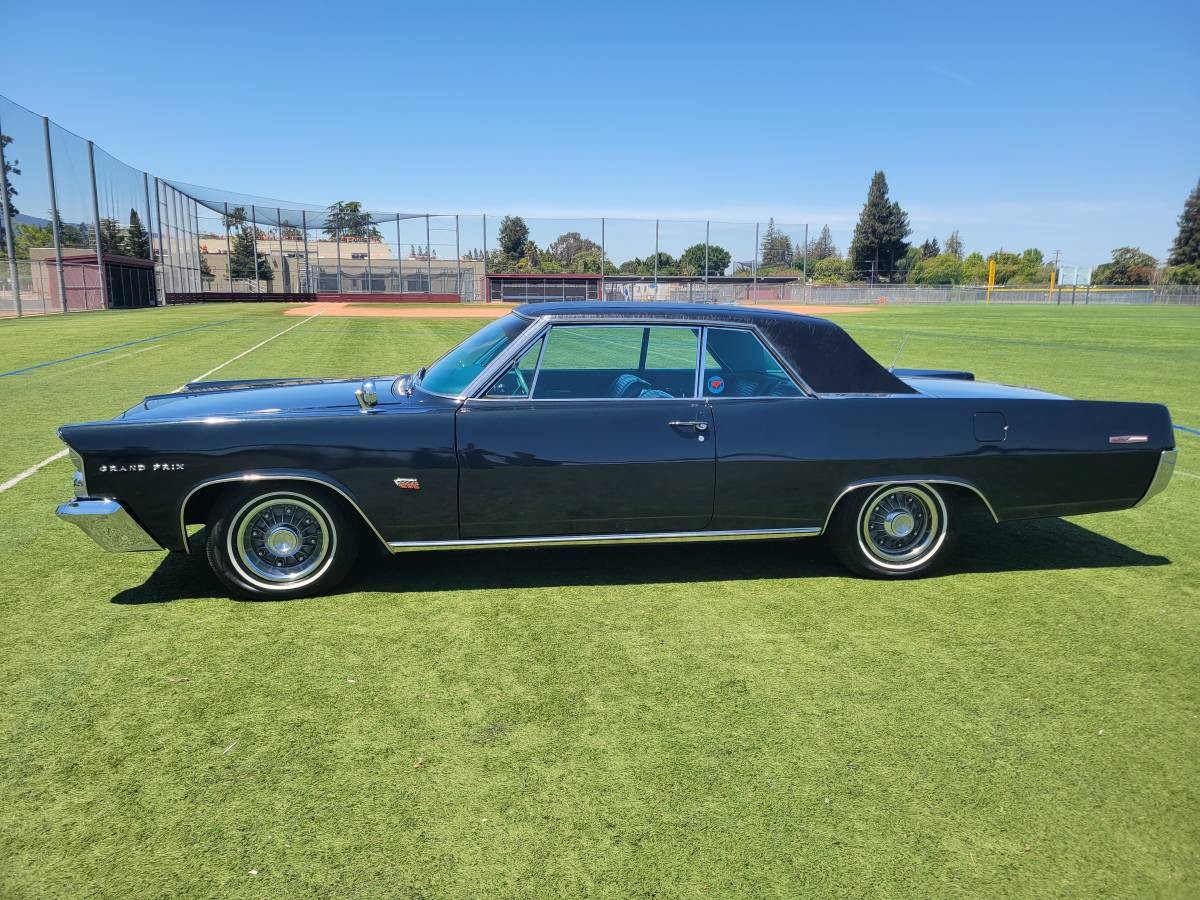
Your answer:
1133;448;1177;508
820;477;999;533
387;526;820;552
701;324;811;398
178;473;390;554
466;315;817;402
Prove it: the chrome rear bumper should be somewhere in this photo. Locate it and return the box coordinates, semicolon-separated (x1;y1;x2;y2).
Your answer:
55;499;161;551
1134;448;1178;508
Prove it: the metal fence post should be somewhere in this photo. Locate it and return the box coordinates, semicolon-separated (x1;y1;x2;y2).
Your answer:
482;213;488;302
425;214;432;294
42;117;68;313
654;219;659;299
704;220;710;294
250;204;260;292
335;218;342;294
400;213;410;292
277;207;286;294
301;210;310;292
193;199;203;295
454;214;463;301
600;217;606;301
752;222;759;304
0;124;21;316
802;223;809;304
224;201;233;294
86;140;107;309
153;178;164;303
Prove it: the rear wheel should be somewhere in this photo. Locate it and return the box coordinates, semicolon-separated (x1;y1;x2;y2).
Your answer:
205;485;358;598
828;483;952;578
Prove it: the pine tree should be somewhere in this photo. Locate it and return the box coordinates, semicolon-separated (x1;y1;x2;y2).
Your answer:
848;171;911;282
1;133;19;249
229;225;273;282
498;216;530;259
1168;179;1200;266
920;238;940;259
98;217;126;256
125;208;150;259
808;224;838;260
759;218;793;268
944;230;964;260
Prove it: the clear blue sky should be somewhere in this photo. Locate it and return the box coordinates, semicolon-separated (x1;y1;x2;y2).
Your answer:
2;0;1197;267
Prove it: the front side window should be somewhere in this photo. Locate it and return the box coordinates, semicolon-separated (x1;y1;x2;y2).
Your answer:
483;324;700;400
702;327;803;398
419;313;532;396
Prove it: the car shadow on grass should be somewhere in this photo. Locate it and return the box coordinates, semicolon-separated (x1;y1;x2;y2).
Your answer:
111;516;1169;604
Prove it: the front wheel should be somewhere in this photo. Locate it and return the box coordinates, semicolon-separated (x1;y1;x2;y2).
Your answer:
205;485;359;598
828;483;952;578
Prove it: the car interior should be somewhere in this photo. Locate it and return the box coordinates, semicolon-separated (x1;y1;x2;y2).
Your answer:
485;324;803;400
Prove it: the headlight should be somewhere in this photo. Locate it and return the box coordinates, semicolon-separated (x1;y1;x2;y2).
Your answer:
68;449;88;498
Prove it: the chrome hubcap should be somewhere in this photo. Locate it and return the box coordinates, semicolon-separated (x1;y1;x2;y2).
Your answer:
860;486;942;566
233;496;332;585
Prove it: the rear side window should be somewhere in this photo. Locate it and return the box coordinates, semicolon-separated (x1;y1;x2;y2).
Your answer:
702;328;802;398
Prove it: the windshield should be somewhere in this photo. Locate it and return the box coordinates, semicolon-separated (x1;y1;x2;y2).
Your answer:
418;313;533;396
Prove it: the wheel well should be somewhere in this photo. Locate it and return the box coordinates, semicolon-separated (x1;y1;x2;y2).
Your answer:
180;477;388;553
822;479;996;534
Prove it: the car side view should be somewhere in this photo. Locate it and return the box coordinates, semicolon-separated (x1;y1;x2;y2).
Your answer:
56;303;1177;598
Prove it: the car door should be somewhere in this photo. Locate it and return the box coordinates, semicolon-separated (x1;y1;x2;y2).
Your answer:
456;323;715;538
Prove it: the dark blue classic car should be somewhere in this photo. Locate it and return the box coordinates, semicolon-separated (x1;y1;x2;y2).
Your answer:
56;303;1177;597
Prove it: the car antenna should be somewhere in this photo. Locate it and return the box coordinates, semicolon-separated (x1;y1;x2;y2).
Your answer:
889;335;909;372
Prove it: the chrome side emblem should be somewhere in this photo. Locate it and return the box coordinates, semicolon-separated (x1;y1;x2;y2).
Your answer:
394;478;421;490
1109;435;1149;444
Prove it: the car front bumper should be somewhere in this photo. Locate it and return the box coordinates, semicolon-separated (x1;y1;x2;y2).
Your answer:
55;499;162;552
1134;448;1178;508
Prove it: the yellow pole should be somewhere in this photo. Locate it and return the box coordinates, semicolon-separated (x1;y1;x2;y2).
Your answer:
1047;267;1056;304
986;258;996;304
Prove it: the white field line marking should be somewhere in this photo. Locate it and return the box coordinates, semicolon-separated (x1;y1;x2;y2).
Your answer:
1178;469;1200;480
0;312;323;496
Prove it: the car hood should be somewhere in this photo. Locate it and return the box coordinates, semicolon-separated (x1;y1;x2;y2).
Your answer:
120;376;402;421
900;376;1068;400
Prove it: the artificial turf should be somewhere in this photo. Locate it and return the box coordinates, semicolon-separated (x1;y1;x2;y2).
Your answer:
0;303;1196;898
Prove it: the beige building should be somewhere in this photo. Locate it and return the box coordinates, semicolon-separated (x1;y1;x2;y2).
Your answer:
197;236;484;298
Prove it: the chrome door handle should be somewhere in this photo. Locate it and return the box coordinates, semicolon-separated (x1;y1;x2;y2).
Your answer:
668;420;708;431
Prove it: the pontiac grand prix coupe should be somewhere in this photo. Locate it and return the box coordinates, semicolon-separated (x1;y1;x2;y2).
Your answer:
56;303;1177;598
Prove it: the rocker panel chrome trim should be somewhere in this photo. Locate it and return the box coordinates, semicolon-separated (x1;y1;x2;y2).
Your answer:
387;526;820;552
179;473;389;554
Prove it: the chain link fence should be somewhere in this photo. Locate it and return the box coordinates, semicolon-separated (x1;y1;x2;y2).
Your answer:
3;91;1198;317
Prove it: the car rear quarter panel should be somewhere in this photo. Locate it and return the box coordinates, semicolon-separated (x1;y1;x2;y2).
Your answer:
708;396;1173;528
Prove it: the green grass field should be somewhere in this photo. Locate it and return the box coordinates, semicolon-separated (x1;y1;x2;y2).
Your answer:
1;303;1197;898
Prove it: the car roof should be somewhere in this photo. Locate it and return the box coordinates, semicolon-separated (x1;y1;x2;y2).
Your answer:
512;301;834;329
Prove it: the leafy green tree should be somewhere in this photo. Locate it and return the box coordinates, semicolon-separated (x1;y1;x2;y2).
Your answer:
229;225;273;282
810;256;850;284
1168;179;1200;267
497;216;530;258
1;133;19;249
223;205;247;230
962;251;988;283
679;243;731;276
848;171;911;282
759;218;793;267
1162;263;1200;284
807;224;837;260
919;238;940;259
200;255;213;280
98;217;125;256
909;253;964;284
13;221;52;258
547;231;601;266
1092;247;1157;285
125;208;150;259
944;230;963;260
894;247;923;282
